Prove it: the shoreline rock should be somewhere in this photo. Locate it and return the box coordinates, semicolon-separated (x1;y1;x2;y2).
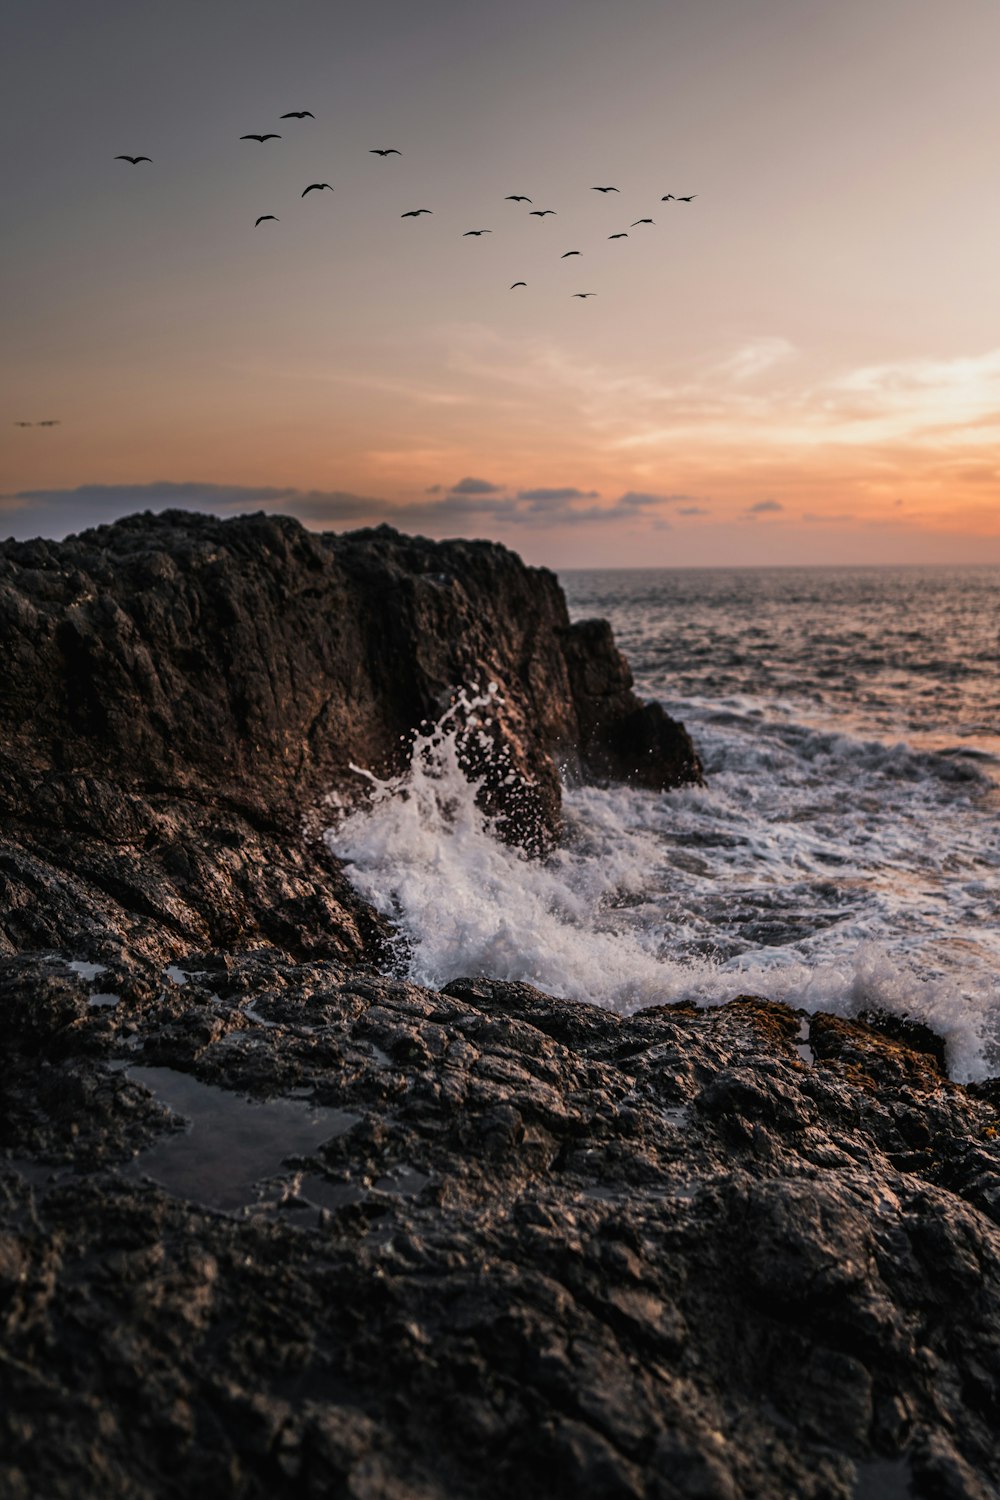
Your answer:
2;956;999;1498
0;510;701;965
2;511;998;1498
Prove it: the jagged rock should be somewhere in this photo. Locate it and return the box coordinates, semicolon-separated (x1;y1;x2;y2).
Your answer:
0;511;701;962
1;959;999;1499
2;511;998;1499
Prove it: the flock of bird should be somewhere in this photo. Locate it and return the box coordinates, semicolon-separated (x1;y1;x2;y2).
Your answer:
12;419;60;428
111;110;698;301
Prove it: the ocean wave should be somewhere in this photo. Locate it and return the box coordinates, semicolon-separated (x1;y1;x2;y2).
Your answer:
326;693;1000;1083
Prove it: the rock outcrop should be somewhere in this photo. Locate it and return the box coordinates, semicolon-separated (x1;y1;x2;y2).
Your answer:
0;510;701;966
2;954;1000;1500
2;510;999;1500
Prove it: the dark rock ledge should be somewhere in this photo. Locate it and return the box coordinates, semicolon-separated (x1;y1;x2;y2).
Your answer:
1;513;999;1499
0;510;701;968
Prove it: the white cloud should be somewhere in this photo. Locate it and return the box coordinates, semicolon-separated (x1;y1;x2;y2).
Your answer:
712;337;797;382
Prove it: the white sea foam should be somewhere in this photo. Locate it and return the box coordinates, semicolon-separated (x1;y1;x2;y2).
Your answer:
326;690;1000;1083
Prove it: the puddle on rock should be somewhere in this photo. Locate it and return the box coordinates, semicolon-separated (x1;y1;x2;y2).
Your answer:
88;993;120;1010
125;1066;359;1212
286;1173;368;1213
373;1164;431;1198
68;960;109;982
795;1017;816;1066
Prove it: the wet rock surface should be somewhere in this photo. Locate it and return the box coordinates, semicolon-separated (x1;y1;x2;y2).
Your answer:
3;954;1000;1499
2;513;998;1497
0;510;701;965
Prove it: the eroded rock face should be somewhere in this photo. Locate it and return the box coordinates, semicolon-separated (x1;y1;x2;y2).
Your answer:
2;955;1000;1500
0;511;701;962
3;511;998;1499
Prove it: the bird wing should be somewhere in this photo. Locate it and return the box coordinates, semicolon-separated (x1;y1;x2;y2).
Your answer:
263;134;281;140
510;282;526;288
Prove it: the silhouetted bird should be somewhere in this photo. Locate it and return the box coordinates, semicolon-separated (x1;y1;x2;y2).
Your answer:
510;282;527;288
302;183;332;196
676;195;698;201
505;195;532;203
241;134;281;142
661;194;675;201
281;111;314;119
592;186;619;193
608;232;628;239
255;215;279;226
13;421;33;427
572;292;596;298
529;209;556;217
560;250;581;258
463;229;492;236
401;209;432;217
631;218;654;226
37;419;60;426
371;148;401;156
115;155;152;164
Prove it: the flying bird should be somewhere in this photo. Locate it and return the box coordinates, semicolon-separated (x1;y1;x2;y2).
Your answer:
401;208;432;217
463;229;492;236
280;110;314;119
510;282;527;289
572;292;596;298
529;209;556;217
302;183;332;196
255;215;279;225
676;195;698;201
505;195;532;203
592;186;619;193
370;148;401;156
661;194;675;201
631;218;654;226
241;133;281;142
560;250;581;258
115;155;152;164
13;421;33;427
608;232;628;239
37;419;61;426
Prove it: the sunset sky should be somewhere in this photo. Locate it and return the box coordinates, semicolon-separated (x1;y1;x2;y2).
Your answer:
4;0;1000;566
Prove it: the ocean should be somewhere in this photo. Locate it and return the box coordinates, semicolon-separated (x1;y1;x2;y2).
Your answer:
327;565;999;1082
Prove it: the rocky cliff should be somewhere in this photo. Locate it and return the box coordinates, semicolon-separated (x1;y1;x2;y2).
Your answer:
0;510;701;967
2;511;999;1500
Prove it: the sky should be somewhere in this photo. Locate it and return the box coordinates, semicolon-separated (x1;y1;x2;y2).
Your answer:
3;0;1000;566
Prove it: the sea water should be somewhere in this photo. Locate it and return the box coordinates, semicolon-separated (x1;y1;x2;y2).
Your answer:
326;566;999;1082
